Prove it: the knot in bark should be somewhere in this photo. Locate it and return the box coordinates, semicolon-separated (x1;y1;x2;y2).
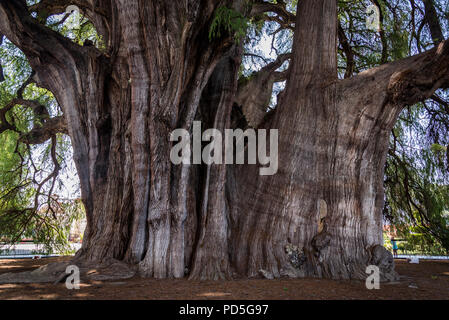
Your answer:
285;243;306;269
311;232;332;258
369;245;400;282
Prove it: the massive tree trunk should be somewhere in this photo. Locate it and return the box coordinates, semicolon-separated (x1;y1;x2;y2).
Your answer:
230;0;396;280
70;1;237;279
1;0;448;283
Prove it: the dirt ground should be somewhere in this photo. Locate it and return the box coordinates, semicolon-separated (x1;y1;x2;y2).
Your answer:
0;257;448;300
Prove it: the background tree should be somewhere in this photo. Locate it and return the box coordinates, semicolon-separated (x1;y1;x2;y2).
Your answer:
0;28;82;253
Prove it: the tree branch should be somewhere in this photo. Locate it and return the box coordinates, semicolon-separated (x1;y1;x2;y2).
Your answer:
422;0;444;46
387;41;449;105
341;40;449;123
251;0;295;31
29;0;92;19
236;53;291;127
0;0;93;88
338;22;355;79
20;116;68;145
27;0;113;46
0;33;4;82
1;73;67;143
372;0;388;64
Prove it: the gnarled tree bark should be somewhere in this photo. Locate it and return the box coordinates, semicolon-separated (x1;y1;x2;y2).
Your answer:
1;0;449;283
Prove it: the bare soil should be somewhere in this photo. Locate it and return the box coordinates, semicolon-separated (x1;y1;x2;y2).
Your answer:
0;257;448;300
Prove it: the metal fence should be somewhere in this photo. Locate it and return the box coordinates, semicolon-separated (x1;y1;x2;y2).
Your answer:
0;243;81;259
0;246;51;259
1;249;39;255
397;255;449;260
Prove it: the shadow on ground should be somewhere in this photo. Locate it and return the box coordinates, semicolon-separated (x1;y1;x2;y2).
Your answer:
0;258;448;300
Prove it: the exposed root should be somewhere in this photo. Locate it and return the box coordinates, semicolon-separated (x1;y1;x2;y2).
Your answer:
0;258;136;285
369;245;400;282
0;261;71;284
259;269;274;280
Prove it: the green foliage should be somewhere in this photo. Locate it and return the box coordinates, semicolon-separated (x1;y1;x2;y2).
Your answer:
383;230;448;256
209;6;249;43
385;103;449;253
333;0;449;254
0;16;86;252
399;227;449;256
